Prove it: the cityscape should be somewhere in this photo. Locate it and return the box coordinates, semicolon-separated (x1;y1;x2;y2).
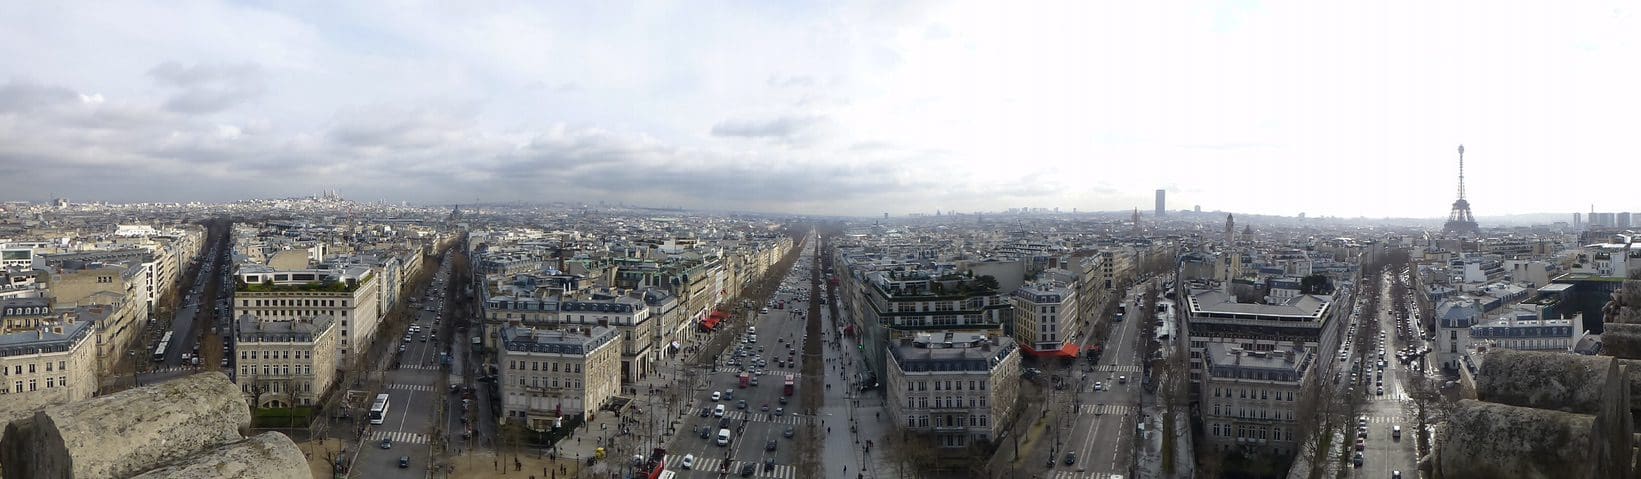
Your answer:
3;3;1640;479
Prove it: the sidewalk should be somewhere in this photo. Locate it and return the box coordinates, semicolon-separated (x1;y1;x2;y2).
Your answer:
819;303;896;479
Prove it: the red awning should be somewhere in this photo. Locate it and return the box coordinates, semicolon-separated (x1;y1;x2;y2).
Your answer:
702;317;721;330
1055;344;1081;359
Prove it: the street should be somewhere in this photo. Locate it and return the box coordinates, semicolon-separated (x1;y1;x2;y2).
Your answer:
665;234;816;479
352;254;457;477
1049;287;1149;479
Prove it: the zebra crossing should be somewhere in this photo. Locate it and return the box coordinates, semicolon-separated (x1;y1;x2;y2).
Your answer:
144;365;201;374
368;430;429;445
665;455;797;479
387;383;434;392
1078;404;1137;415
397;364;442;371
758;369;801;378
1092;365;1142;373
1049;471;1124;479
720;410;819;426
1363;415;1401;424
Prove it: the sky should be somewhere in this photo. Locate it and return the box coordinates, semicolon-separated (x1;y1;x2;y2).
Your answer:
0;1;1637;218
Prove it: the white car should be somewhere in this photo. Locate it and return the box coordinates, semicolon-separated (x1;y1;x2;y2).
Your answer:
711;391;721;401
681;454;695;469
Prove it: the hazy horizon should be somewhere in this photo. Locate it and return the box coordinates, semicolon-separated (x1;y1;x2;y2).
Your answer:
3;2;1638;218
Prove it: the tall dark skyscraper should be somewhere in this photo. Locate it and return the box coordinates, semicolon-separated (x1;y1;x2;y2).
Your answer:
1155;189;1166;217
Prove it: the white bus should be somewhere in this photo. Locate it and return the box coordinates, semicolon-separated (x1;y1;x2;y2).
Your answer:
369;394;391;425
152;331;173;362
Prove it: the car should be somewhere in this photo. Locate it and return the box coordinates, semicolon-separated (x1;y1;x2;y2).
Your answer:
1063;452;1077;465
399;456;410;468
714;405;726;417
719;417;732;428
1355;439;1365;451
1376;386;1384;396
737;400;748;409
700;427;711;439
1392;425;1402;440
766;439;777;451
1118;375;1128;384
778;396;788;405
711;392;721;401
699;407;711;417
784;426;795;438
1093;382;1104;391
1393;471;1402;479
740;463;756;477
775;407;784;416
380;438;393;449
681;454;696;469
750;377;760;386
762;404;769;412
1353;452;1364;467
724;390;734;400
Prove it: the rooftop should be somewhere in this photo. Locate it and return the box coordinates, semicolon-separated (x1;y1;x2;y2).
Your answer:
234;314;334;343
500;325;619;356
889;332;1016;373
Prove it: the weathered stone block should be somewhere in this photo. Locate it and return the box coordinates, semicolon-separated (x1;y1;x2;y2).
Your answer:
1605;324;1641;360
0;372;249;479
1434;400;1595;479
1476;349;1610;413
126;432;307;479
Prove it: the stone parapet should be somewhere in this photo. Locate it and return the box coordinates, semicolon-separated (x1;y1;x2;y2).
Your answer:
126;432;306;479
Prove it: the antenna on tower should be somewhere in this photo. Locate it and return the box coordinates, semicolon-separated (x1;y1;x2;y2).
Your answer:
1457;144;1466;200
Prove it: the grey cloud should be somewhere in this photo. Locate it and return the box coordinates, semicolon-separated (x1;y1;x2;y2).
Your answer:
148;61;266;113
767;75;816;88
710;115;831;139
0;81;79;113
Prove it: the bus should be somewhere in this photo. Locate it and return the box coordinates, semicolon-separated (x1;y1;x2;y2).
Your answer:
369;394;391;425
783;374;795;396
152;331;173;362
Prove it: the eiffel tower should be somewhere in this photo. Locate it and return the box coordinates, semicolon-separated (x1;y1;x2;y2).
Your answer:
1442;145;1481;236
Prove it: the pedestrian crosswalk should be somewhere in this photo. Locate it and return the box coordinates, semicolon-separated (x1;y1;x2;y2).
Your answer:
720;410;819;426
397;364;442;371
1078;404;1137;416
1049;471;1124;479
758;369;802;378
665;455;797;479
388;383;434;392
1363;415;1401;424
144;365;201;374
368;430;429;445
1092;365;1142;373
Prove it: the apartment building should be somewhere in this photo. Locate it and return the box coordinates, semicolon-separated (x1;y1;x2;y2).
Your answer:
885;332;1020;448
559;294;653;383
233;265;380;368
499;325;621;428
1200;343;1312;455
0;307;100;405
1011;282;1080;356
834;256;1013;390
232;314;339;408
1182;288;1340;399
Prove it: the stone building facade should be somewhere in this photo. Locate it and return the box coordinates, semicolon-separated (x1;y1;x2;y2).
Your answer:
232;314;339;408
885;332;1020;448
499;325;621;427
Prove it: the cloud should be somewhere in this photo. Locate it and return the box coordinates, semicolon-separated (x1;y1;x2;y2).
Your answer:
0;81;79;112
709;115;833;140
148;61;266;113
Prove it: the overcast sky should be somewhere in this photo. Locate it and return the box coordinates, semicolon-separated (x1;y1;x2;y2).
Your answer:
1;1;1636;218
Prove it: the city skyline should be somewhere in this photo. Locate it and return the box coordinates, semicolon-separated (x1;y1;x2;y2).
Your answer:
3;2;1639;218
